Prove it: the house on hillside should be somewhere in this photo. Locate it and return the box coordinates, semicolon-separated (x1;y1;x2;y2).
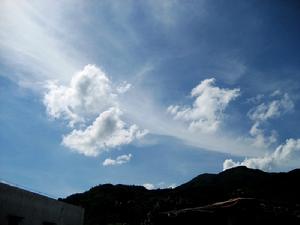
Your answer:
0;182;84;225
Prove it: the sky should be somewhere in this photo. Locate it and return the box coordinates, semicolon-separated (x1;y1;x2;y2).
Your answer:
1;0;300;198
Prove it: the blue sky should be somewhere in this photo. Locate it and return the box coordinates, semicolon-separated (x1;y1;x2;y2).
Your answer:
1;0;300;198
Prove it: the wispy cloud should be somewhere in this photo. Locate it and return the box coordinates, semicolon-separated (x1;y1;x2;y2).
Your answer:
0;1;85;86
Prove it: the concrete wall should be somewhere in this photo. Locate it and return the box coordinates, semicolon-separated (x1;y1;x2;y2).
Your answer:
0;183;84;225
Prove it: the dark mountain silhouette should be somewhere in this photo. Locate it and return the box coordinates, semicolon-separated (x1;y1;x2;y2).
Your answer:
62;166;300;225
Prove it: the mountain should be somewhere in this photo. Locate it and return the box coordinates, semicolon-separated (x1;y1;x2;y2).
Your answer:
175;166;300;204
62;166;300;225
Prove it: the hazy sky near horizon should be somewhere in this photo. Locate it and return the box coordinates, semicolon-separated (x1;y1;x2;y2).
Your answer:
1;0;300;197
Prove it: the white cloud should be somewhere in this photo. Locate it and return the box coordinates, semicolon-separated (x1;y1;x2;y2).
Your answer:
157;182;177;189
44;65;147;156
223;138;300;171
247;92;294;148
103;153;132;166
116;81;132;94
143;183;155;190
249;122;278;148
167;78;240;133
44;64;116;126
62;108;146;156
0;1;275;162
248;93;294;122
168;183;177;189
246;94;264;104
123;80;262;158
2;1;293;163
143;182;176;190
223;159;241;171
0;1;85;85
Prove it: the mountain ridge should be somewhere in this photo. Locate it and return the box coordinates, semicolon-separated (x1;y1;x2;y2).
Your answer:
63;166;300;225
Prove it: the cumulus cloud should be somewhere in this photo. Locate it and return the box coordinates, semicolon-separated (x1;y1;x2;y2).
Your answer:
223;138;300;171
44;64;116;126
44;65;147;156
247;92;294;148
63;108;146;156
167;78;240;133
143;183;155;190
223;91;296;171
103;153;132;166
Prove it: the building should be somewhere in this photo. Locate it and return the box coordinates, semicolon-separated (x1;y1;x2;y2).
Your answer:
0;182;84;225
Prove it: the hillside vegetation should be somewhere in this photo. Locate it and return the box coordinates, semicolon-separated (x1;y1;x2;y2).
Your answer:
63;166;300;225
